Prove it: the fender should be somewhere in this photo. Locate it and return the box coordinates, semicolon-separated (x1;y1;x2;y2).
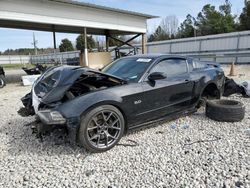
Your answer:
191;70;223;105
56;90;123;118
200;81;220;94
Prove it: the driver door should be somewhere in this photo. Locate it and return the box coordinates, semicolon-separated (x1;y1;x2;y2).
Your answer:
139;58;194;121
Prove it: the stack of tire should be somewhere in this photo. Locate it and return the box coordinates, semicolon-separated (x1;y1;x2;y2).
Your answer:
206;100;245;122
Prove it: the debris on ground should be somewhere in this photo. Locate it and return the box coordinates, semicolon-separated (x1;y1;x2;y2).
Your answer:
244;128;250;135
181;124;189;129
223;76;250;97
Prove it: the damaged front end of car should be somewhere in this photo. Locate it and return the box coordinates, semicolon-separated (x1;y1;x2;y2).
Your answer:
18;65;126;141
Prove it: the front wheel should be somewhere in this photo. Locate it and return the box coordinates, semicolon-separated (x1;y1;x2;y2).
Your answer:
78;105;125;153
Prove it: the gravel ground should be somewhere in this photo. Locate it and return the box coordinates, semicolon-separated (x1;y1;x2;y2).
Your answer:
0;84;249;188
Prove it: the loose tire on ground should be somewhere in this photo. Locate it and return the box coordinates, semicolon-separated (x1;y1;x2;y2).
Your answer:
0;75;6;88
78;105;125;153
206;100;245;122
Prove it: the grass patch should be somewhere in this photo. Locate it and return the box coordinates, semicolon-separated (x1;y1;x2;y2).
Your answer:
1;63;34;70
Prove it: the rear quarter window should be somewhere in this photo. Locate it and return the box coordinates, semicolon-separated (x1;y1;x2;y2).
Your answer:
193;61;207;70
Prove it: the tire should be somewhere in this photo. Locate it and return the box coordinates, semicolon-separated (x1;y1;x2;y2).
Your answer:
206;100;245;122
0;75;6;88
78;105;125;153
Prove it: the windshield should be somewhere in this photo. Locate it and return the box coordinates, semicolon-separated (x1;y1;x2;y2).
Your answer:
102;57;154;82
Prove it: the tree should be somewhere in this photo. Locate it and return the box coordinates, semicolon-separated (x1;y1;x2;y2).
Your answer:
219;0;232;15
0;48;55;55
76;34;96;51
239;2;250;30
160;15;179;39
148;16;179;42
219;0;236;32
147;34;155;42
196;4;223;35
177;14;196;38
59;38;74;52
148;25;170;42
196;1;236;36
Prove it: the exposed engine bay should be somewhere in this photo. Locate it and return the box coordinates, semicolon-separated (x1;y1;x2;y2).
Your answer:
64;72;122;101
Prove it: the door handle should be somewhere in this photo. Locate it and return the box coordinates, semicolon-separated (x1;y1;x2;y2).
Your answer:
184;79;190;82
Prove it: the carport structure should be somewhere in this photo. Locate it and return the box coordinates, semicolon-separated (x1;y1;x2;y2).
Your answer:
0;0;157;66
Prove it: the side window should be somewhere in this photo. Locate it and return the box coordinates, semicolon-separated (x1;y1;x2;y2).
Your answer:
150;58;188;77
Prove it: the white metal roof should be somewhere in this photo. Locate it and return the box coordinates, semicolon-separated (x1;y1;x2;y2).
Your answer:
0;0;158;34
51;0;157;19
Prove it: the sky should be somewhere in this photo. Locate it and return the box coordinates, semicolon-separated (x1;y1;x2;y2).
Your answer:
0;0;245;52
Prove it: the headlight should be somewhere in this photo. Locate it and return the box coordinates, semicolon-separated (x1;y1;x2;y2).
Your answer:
50;111;65;122
37;110;66;125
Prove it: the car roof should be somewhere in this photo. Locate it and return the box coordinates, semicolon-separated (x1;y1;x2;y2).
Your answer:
53;54;192;71
121;54;192;60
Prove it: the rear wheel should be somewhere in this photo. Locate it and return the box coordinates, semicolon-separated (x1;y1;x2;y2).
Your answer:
197;87;221;109
0;75;6;88
196;96;207;108
78;105;125;152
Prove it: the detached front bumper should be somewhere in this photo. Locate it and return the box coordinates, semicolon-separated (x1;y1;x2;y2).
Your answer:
37;110;80;144
37;110;66;125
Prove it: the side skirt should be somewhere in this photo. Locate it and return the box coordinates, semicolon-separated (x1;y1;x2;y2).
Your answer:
128;107;197;132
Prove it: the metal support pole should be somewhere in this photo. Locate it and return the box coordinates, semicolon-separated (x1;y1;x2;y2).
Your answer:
106;35;109;52
142;33;147;54
52;26;57;51
32;32;38;55
84;27;89;66
52;25;57;63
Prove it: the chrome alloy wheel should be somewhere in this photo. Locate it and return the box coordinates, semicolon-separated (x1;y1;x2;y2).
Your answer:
86;110;122;149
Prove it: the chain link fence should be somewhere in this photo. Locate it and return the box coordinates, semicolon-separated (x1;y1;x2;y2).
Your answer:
30;51;80;65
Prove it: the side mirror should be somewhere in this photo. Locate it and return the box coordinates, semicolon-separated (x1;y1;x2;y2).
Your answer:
148;72;166;81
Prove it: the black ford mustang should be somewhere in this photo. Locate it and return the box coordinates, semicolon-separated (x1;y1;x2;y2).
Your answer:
20;55;225;152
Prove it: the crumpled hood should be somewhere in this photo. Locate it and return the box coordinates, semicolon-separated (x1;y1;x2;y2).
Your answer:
34;65;126;104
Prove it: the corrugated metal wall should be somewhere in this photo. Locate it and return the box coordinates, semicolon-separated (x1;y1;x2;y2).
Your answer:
146;30;250;64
